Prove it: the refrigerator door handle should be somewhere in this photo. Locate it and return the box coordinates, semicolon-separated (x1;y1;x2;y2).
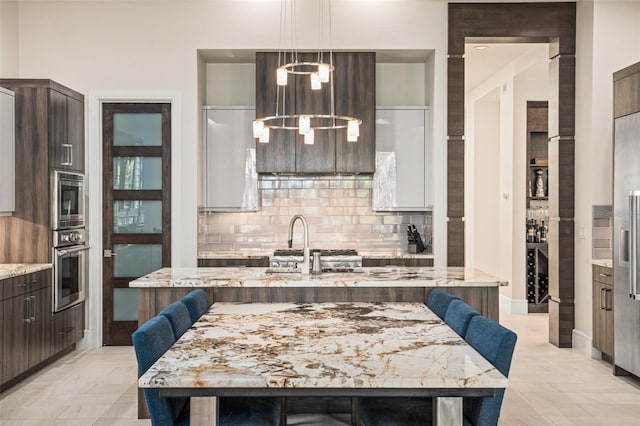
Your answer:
620;228;629;264
629;191;640;300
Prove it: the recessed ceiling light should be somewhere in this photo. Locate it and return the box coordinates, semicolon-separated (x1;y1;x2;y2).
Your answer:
473;45;489;51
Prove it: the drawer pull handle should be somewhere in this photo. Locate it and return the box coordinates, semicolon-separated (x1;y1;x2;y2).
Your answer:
599;273;611;278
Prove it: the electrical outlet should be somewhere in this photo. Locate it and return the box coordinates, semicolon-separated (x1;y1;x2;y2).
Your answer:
578;226;586;239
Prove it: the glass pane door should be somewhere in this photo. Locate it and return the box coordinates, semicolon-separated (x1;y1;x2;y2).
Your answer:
102;103;171;346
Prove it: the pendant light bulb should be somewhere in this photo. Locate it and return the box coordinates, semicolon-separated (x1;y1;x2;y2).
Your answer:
299;115;311;134
310;72;321;90
253;120;264;138
318;63;330;83
276;67;288;86
304;128;315;145
347;120;359;142
258;127;270;143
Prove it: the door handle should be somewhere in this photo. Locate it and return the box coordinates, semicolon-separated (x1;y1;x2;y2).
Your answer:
103;249;118;258
25;297;32;324
629;191;640;300
30;295;36;321
61;143;73;166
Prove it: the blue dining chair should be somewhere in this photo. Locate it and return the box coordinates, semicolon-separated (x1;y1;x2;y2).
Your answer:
426;288;459;319
444;299;480;338
181;288;210;324
158;301;192;338
132;315;189;426
133;316;283;426
357;315;517;426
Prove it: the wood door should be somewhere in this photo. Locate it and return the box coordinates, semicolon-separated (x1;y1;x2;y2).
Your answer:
2;287;29;383
102;103;171;346
67;96;85;172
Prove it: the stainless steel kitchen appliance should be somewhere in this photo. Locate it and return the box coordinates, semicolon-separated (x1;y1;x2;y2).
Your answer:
52;228;88;312
51;170;85;230
613;111;640;378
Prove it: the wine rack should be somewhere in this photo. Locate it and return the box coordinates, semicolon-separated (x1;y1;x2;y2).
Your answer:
527;243;549;313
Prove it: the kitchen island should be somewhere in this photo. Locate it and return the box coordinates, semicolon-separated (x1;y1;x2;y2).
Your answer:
130;266;505;324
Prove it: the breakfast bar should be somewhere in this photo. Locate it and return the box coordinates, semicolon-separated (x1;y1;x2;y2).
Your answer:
130;266;506;323
138;301;508;426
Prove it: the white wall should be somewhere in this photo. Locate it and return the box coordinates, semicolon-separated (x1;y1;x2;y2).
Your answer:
0;1;19;76
573;0;640;355
4;0;448;347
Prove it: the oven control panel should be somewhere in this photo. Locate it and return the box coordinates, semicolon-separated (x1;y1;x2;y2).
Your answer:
53;228;86;247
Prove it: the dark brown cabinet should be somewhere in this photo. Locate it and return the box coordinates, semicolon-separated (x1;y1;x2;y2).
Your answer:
592;264;614;361
255;52;375;174
1;268;84;391
1;270;50;386
49;88;85;172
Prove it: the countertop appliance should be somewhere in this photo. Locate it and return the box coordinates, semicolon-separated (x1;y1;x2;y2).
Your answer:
613;111;640;378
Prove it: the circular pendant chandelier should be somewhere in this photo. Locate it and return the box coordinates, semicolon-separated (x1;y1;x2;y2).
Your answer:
253;0;361;145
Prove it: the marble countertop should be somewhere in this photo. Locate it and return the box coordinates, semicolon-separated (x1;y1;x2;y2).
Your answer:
198;251;434;259
129;266;507;288
593;259;613;268
0;264;52;280
139;302;507;393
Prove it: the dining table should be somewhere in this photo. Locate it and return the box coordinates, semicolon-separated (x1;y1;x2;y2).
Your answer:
138;301;508;426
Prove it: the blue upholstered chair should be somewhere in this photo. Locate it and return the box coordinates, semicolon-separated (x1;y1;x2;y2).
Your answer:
158;301;192;338
444;299;480;338
181;288;210;323
426;288;459;319
133;316;283;426
358;315;517;426
132;315;189;426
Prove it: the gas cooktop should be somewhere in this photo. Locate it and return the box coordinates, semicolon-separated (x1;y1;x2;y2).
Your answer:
273;249;358;256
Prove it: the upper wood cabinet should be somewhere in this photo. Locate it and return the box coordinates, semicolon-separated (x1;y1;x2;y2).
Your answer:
50;89;85;172
255;52;375;174
0;87;15;215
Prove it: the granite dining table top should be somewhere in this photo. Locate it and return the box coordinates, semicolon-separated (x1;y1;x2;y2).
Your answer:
129;266;507;288
139;302;507;395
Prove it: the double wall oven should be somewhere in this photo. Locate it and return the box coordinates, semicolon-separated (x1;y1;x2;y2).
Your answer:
51;170;88;313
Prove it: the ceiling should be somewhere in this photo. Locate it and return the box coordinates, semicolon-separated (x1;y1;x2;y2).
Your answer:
464;42;548;92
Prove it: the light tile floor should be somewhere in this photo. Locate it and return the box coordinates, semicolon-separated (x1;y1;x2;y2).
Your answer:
1;312;639;425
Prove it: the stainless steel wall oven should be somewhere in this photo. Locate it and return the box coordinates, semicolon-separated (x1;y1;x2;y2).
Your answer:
52;228;88;312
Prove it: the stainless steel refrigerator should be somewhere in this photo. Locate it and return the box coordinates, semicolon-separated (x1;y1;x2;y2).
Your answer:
613;112;640;378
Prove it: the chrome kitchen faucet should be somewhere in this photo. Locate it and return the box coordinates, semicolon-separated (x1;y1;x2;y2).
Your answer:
287;214;310;274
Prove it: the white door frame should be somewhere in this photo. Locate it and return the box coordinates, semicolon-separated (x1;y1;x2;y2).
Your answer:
82;90;182;348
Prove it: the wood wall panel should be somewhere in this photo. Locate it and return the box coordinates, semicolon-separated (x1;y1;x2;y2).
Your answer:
447;139;464;217
447;58;465;137
549;299;574;348
448;3;576;55
447;217;465;267
448;2;575;347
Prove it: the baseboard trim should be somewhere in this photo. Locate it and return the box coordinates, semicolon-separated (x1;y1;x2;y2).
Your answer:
572;328;592;357
499;294;528;315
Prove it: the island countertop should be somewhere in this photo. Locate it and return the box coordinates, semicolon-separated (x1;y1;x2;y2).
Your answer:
129;266;507;288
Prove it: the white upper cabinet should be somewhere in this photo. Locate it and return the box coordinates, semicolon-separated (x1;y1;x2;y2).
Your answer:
0;87;15;215
373;107;432;211
201;107;258;211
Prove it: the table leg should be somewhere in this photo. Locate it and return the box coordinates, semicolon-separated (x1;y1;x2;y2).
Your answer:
433;396;463;426
190;396;218;426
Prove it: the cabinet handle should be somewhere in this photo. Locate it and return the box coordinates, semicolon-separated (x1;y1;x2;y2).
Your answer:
25;297;32;324
16;282;27;288
61;143;73;166
30;295;36;321
599;273;611;278
600;288;606;310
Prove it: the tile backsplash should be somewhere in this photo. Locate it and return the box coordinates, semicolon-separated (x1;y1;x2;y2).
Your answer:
198;176;432;255
592;205;612;259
